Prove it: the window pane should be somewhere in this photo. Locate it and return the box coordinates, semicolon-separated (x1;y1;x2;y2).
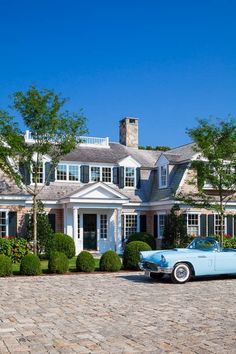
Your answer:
69;165;79;181
100;214;108;239
187;214;199;236
32;163;43;184
91;167;100;182
160;165;167;187
0;211;6;237
125;214;137;238
125;167;135;187
214;214;224;236
57;165;67;180
102;167;111;183
159;214;166;238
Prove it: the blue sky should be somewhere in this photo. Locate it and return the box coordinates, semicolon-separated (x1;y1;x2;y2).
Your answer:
0;0;236;148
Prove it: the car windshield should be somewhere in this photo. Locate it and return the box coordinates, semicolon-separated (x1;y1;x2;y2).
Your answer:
187;238;218;251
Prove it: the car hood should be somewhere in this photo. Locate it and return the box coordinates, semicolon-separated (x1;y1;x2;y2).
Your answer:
140;248;208;263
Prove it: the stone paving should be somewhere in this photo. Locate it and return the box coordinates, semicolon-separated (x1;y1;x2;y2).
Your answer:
0;272;236;354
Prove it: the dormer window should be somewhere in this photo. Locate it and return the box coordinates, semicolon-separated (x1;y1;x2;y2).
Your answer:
125;167;135;187
32;163;44;184
160;165;168;188
90;166;112;183
56;164;79;181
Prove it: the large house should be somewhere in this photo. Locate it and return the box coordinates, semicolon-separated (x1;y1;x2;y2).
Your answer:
1;117;236;254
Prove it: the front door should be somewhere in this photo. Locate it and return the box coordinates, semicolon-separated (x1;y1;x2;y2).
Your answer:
83;214;97;250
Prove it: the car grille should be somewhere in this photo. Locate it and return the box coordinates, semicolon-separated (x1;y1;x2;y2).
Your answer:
142;261;159;271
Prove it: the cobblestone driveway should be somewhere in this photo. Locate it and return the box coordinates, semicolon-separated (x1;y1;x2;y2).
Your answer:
0;272;236;353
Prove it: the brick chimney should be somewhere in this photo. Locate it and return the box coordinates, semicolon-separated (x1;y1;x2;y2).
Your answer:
119;117;139;148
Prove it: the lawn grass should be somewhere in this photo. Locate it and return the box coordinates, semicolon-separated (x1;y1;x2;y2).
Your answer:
12;256;101;275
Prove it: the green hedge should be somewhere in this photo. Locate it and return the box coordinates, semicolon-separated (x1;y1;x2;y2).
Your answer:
0;238;29;263
126;232;156;249
100;250;122;272
0;254;12;277
48;251;69;274
20;254;41;276
76;251;95;272
46;233;75;259
123;241;151;270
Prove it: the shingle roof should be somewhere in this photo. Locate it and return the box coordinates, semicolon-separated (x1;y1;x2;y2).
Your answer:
165;143;196;163
61;142;161;168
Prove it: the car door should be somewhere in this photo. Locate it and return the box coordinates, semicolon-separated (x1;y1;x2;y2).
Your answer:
214;251;236;273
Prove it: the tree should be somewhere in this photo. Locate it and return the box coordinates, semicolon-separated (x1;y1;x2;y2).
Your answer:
0;85;87;254
162;205;189;248
26;200;54;254
177;118;236;245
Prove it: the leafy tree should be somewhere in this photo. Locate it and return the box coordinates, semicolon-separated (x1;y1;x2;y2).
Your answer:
0;85;87;254
139;145;171;151
162;205;189;248
177;118;236;245
26;200;54;253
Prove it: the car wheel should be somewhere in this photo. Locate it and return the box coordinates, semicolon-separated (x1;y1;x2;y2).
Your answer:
150;272;164;280
171;263;191;284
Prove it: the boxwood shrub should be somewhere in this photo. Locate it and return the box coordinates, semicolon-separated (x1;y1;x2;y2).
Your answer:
20;253;41;276
76;251;95;272
0;238;29;263
126;232;156;250
0;254;12;277
123;241;151;270
48;251;69;274
47;233;75;259
100;250;121;272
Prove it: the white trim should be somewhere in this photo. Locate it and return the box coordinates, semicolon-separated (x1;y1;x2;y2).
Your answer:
186;213;200;237
0;209;9;237
56;163;80;183
156;212;167;239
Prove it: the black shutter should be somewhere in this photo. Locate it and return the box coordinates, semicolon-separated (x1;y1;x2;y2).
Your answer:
227;215;233;237
19;162;31;185
80;165;89;183
136;167;141;189
113;167;119;184
153;215;158;238
119;166;124;188
48;214;56;232
208;215;214;236
200;214;206;237
45;162;55;186
8;211;17;237
140;215;147;232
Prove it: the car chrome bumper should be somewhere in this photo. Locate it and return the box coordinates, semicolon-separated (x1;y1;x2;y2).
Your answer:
139;262;173;275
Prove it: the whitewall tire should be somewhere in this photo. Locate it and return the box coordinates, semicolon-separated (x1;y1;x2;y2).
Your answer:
171;263;191;284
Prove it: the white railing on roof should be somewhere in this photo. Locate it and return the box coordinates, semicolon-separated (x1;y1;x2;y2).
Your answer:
79;136;109;147
24;130;110;148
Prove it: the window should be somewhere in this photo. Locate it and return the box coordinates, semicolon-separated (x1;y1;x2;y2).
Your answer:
56;164;79;181
214;214;225;235
125;167;135;187
57;164;67;181
91;167;100;182
158;214;166;239
102;167;111;183
160;165;167;188
122;214;137;240
0;211;7;237
69;165;79;181
187;214;200;236
32;163;44;184
100;214;108;239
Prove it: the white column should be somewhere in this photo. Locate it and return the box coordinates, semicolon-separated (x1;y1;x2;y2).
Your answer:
63;204;67;234
73;207;78;254
116;207;122;254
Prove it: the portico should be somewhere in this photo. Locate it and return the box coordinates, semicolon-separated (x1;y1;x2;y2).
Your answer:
60;182;128;254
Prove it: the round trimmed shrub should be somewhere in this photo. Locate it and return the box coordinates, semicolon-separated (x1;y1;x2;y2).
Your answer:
0;254;12;277
20;253;41;276
76;251;95;272
123;241;151;270
47;233;75;259
126;232;156;249
48;251;69;274
100;250;122;272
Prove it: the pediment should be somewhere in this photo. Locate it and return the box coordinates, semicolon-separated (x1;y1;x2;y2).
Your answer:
155;154;170;167
67;182;128;201
118;155;141;167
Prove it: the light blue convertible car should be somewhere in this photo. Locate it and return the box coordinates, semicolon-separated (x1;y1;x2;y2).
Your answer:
139;237;236;283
